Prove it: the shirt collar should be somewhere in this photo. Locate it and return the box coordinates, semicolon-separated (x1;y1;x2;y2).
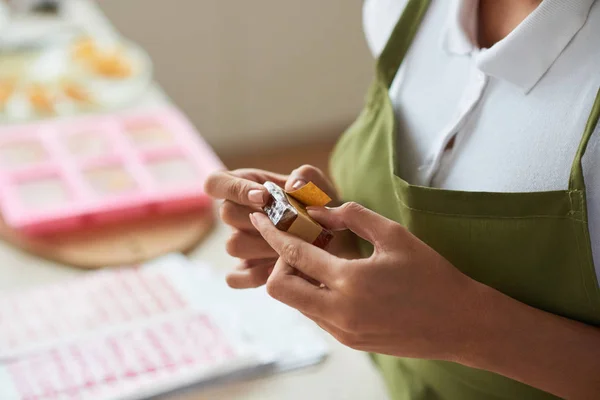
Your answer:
442;0;597;93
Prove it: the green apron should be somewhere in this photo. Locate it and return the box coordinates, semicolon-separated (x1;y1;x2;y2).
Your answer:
329;0;600;398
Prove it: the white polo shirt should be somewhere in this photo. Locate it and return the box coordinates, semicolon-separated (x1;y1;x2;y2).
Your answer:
363;0;600;281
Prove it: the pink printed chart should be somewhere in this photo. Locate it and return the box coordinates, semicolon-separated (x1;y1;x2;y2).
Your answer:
0;267;189;358
0;254;329;399
0;106;223;234
0;257;271;400
0;313;263;400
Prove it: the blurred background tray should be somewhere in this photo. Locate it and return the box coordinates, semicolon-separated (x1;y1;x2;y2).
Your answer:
0;207;215;269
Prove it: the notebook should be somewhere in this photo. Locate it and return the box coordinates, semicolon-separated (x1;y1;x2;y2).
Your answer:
0;254;328;400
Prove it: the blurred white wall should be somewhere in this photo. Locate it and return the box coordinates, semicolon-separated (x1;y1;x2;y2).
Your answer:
98;0;373;155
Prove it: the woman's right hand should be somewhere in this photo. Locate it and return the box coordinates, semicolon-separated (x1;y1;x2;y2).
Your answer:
204;165;359;289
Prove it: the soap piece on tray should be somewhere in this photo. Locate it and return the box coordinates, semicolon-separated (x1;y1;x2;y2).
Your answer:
262;181;333;249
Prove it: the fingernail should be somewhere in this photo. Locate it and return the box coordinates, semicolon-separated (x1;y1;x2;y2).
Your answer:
306;206;320;212
248;189;265;205
292;180;307;190
249;212;258;226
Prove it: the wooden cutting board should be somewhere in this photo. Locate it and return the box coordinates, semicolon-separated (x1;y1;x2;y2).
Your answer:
0;207;215;269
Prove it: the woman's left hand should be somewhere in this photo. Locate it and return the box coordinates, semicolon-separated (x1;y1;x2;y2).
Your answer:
249;202;485;361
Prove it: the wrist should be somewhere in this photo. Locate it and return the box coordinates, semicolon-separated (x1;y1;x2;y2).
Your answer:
442;279;600;398
445;280;537;369
441;279;510;365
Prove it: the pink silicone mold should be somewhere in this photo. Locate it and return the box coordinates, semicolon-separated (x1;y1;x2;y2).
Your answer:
0;106;224;234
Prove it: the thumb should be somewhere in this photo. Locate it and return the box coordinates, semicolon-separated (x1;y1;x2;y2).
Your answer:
284;165;339;204
307;202;399;248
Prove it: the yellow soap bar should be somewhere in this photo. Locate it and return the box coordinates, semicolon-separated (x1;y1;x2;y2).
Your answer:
286;181;332;207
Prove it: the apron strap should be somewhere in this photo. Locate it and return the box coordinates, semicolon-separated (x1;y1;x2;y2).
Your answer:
376;0;431;88
569;87;600;191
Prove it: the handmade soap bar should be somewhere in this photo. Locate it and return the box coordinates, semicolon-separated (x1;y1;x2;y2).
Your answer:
286;181;332;207
263;181;333;248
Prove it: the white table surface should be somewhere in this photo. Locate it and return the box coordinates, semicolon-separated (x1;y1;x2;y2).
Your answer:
0;1;390;399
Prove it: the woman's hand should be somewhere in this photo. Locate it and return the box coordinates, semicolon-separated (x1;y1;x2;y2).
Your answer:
249;201;483;361
204;165;359;289
209;176;600;398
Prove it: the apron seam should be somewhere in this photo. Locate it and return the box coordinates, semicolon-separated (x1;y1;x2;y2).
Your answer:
569;209;595;313
394;203;583;220
569;189;586;222
388;173;587;221
391;189;586;220
569;190;598;311
576;190;600;315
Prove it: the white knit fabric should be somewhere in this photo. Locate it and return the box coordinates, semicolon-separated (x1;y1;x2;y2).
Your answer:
363;0;600;282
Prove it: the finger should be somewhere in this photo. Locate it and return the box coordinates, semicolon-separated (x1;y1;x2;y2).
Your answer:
266;258;331;317
296;271;323;287
226;260;276;289
250;212;338;285
226;230;278;259
307;202;402;248
204;170;268;206
219;201;257;231
284;165;340;205
231;169;288;187
236;257;278;270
